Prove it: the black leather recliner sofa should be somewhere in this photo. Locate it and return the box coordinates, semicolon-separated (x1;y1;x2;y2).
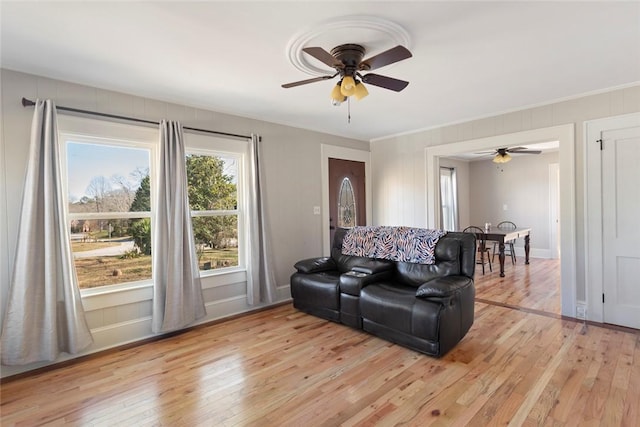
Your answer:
290;228;476;357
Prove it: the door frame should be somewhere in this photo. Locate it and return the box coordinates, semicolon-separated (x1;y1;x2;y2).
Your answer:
425;124;576;317
585;112;640;324
321;144;371;255
549;163;560;259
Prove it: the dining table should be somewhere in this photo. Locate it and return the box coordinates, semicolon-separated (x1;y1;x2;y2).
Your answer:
465;227;531;277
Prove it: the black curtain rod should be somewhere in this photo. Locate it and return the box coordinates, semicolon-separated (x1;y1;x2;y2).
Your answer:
21;97;254;141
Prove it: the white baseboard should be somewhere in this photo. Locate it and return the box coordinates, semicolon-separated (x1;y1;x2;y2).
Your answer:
512;247;554;259
0;317;156;378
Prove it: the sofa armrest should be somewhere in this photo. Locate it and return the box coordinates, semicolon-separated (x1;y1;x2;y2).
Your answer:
351;259;395;274
415;276;473;300
294;257;337;274
340;269;393;296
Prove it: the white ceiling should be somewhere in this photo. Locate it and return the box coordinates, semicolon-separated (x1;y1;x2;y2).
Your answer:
1;1;639;142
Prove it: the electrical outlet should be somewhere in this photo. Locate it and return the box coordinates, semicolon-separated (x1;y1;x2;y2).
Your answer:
313;206;321;215
576;304;587;320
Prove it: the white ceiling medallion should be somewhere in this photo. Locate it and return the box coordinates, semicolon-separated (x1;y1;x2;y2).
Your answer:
286;15;411;76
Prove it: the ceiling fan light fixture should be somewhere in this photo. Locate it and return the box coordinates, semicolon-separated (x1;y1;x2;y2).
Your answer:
331;83;345;102
353;81;369;100
283;43;413;109
493;153;512;163
340;75;356;96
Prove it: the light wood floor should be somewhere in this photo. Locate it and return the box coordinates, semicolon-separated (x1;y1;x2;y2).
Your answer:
2;259;638;426
474;257;561;315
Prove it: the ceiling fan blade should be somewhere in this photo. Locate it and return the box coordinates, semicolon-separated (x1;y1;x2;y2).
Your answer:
281;74;336;89
361;73;409;92
302;47;343;69
359;45;412;71
506;147;542;154
514;150;542;154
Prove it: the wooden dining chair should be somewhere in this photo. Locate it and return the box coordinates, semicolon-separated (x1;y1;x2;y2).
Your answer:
492;221;517;264
463;226;492;275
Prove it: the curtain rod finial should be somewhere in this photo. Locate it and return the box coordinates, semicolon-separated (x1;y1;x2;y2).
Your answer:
22;97;35;107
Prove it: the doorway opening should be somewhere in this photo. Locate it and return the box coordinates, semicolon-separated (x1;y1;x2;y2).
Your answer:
425;124;576;318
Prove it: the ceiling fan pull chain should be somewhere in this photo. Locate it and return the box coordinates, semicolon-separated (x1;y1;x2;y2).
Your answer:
348;96;351;123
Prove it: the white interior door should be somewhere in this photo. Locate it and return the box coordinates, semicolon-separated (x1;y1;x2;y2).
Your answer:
602;125;640;329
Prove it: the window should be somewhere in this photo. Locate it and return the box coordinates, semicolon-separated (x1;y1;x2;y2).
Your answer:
440;167;459;231
59;116;157;291
186;152;241;272
58;116;247;290
64;139;154;289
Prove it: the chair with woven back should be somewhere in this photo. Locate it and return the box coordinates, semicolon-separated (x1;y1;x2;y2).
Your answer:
463;226;492;275
492;221;517;264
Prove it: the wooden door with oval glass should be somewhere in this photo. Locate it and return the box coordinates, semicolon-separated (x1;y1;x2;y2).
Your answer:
328;158;366;244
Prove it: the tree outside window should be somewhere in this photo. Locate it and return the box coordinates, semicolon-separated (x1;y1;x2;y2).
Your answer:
186;154;239;271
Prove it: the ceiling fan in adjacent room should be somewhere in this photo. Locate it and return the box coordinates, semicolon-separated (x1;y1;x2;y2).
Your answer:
477;147;543;163
282;43;412;105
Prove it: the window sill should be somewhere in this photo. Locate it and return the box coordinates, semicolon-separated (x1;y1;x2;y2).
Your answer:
199;265;244;278
200;267;247;290
80;280;153;298
80;269;247;311
81;281;153;312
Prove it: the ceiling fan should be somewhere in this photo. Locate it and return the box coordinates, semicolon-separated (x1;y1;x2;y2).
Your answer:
282;43;412;105
476;147;543;163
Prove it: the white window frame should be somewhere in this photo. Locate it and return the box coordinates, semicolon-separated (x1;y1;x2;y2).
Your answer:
56;117;250;307
439;166;459;231
58;116;158;297
186;147;245;276
184;133;248;278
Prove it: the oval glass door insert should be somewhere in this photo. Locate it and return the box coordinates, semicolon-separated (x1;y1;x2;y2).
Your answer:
338;177;357;228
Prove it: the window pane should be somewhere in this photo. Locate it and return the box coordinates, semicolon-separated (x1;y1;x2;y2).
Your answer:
186;154;237;211
70;217;151;288
338;177;357;228
67;142;151;213
439;167;458;231
192;215;238;270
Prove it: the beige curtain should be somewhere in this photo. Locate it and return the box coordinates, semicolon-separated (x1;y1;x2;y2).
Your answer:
246;134;277;304
152;120;206;333
1;99;93;365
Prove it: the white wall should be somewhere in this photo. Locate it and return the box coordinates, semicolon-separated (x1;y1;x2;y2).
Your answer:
371;84;640;304
0;69;368;376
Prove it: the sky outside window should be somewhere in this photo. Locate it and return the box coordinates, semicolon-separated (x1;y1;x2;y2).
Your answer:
66;141;150;202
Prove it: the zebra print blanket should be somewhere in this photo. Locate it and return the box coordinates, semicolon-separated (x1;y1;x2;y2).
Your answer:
342;226;447;265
